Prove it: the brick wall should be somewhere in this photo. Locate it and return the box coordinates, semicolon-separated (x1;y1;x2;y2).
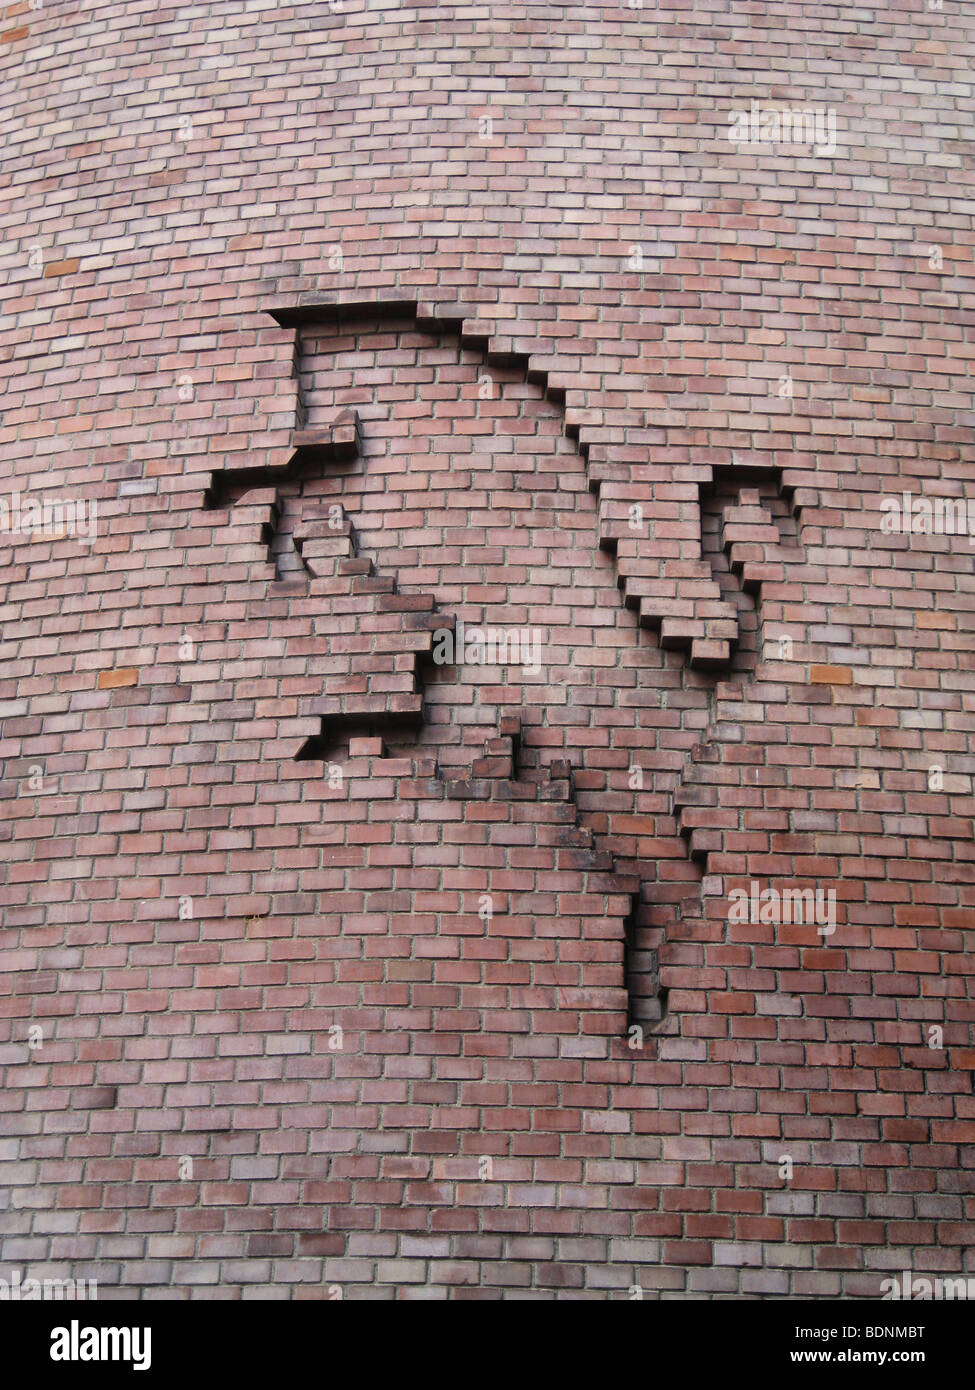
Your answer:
1;0;974;1298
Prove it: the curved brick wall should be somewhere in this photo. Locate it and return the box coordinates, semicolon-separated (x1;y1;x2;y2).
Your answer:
1;0;974;1299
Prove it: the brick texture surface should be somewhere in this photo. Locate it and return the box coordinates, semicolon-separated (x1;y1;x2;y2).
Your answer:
1;1;973;1299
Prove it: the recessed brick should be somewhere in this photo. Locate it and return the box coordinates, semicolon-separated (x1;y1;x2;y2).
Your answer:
97;668;138;689
74;1087;117;1111
348;737;384;756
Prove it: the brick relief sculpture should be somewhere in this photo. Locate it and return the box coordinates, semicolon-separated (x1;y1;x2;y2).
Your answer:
201;302;814;1038
3;0;974;1307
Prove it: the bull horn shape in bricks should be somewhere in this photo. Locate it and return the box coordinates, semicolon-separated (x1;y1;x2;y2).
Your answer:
205;296;810;683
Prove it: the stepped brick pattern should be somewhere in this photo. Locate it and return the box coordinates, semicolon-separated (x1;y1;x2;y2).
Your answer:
1;1;974;1299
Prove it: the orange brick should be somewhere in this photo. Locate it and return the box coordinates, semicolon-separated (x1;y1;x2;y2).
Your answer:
97;669;138;690
810;665;853;686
